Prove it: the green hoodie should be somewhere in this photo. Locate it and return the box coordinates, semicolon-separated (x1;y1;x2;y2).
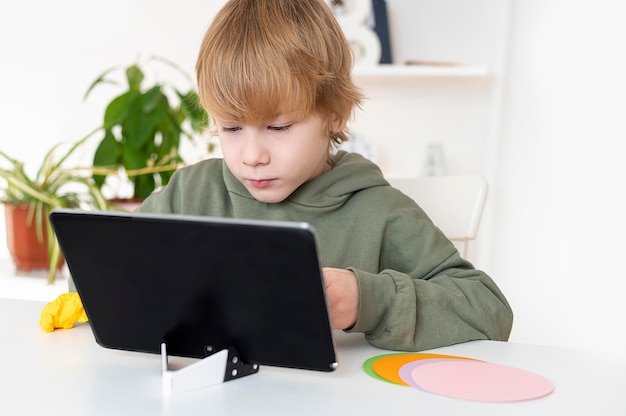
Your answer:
138;151;513;351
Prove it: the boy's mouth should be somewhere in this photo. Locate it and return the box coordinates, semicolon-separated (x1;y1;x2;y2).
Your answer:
248;178;276;188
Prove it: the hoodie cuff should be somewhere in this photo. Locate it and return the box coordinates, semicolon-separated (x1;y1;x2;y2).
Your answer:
345;268;394;335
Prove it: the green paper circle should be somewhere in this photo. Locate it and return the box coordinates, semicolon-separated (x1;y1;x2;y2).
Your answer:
363;353;410;384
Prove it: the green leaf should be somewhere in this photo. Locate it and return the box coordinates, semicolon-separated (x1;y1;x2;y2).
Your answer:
104;91;137;128
163;101;184;131
93;130;120;167
133;173;156;200
93;131;120;187
121;141;149;170
157;119;181;159
143;86;164;113
138;100;173;154
126;64;144;91
123;98;155;152
178;90;209;132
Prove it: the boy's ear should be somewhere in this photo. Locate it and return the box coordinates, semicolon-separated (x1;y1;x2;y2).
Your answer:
329;113;343;133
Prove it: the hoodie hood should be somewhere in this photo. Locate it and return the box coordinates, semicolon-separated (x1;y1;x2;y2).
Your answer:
286;151;389;208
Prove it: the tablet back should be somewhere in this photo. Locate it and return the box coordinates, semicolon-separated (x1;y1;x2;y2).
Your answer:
49;209;337;372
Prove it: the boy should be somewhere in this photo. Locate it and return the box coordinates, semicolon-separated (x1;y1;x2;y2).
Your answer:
43;0;513;352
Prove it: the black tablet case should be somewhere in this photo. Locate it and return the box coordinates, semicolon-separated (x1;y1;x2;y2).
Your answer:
50;209;337;372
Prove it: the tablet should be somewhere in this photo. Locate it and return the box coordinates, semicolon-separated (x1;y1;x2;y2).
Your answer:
49;209;337;372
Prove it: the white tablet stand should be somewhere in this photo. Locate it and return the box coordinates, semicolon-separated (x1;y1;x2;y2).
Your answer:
161;343;260;396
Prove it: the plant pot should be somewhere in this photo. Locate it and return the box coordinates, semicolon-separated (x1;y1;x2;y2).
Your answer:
3;203;63;272
109;198;143;212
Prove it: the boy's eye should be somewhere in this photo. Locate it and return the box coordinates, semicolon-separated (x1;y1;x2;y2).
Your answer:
221;126;241;133
268;124;292;132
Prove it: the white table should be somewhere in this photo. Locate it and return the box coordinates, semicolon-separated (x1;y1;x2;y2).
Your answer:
0;256;68;301
1;297;625;416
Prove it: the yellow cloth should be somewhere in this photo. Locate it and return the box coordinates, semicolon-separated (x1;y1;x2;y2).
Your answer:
40;292;88;332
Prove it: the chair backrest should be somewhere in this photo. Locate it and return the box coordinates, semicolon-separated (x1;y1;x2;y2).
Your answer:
386;175;489;257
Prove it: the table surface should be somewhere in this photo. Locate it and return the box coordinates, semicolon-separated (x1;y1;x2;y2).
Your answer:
0;256;68;301
2;297;625;416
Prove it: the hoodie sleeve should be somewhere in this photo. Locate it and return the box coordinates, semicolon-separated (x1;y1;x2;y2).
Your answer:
346;208;513;352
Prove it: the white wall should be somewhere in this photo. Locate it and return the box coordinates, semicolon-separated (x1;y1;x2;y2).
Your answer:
490;0;626;353
350;0;508;179
2;0;624;352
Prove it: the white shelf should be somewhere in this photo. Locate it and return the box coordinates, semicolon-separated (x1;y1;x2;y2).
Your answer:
352;64;490;79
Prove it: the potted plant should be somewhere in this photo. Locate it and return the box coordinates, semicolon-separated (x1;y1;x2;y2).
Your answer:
84;55;209;202
0;130;110;284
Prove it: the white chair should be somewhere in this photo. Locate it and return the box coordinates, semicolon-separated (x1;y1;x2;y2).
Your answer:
386;175;488;258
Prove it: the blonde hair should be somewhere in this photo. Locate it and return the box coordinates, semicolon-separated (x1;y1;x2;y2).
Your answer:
196;0;363;145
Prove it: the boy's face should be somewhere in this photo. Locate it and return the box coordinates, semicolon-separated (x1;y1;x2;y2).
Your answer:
216;111;334;203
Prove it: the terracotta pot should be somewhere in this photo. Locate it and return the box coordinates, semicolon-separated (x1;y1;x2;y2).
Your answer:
109;198;143;212
3;203;63;272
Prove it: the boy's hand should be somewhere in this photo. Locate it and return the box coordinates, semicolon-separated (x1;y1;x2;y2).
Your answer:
39;292;88;332
322;267;359;330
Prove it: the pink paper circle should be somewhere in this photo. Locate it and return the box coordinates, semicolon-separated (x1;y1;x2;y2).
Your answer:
403;359;554;402
398;359;452;391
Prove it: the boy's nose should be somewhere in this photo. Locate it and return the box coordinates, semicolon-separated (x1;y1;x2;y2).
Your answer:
241;132;270;166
